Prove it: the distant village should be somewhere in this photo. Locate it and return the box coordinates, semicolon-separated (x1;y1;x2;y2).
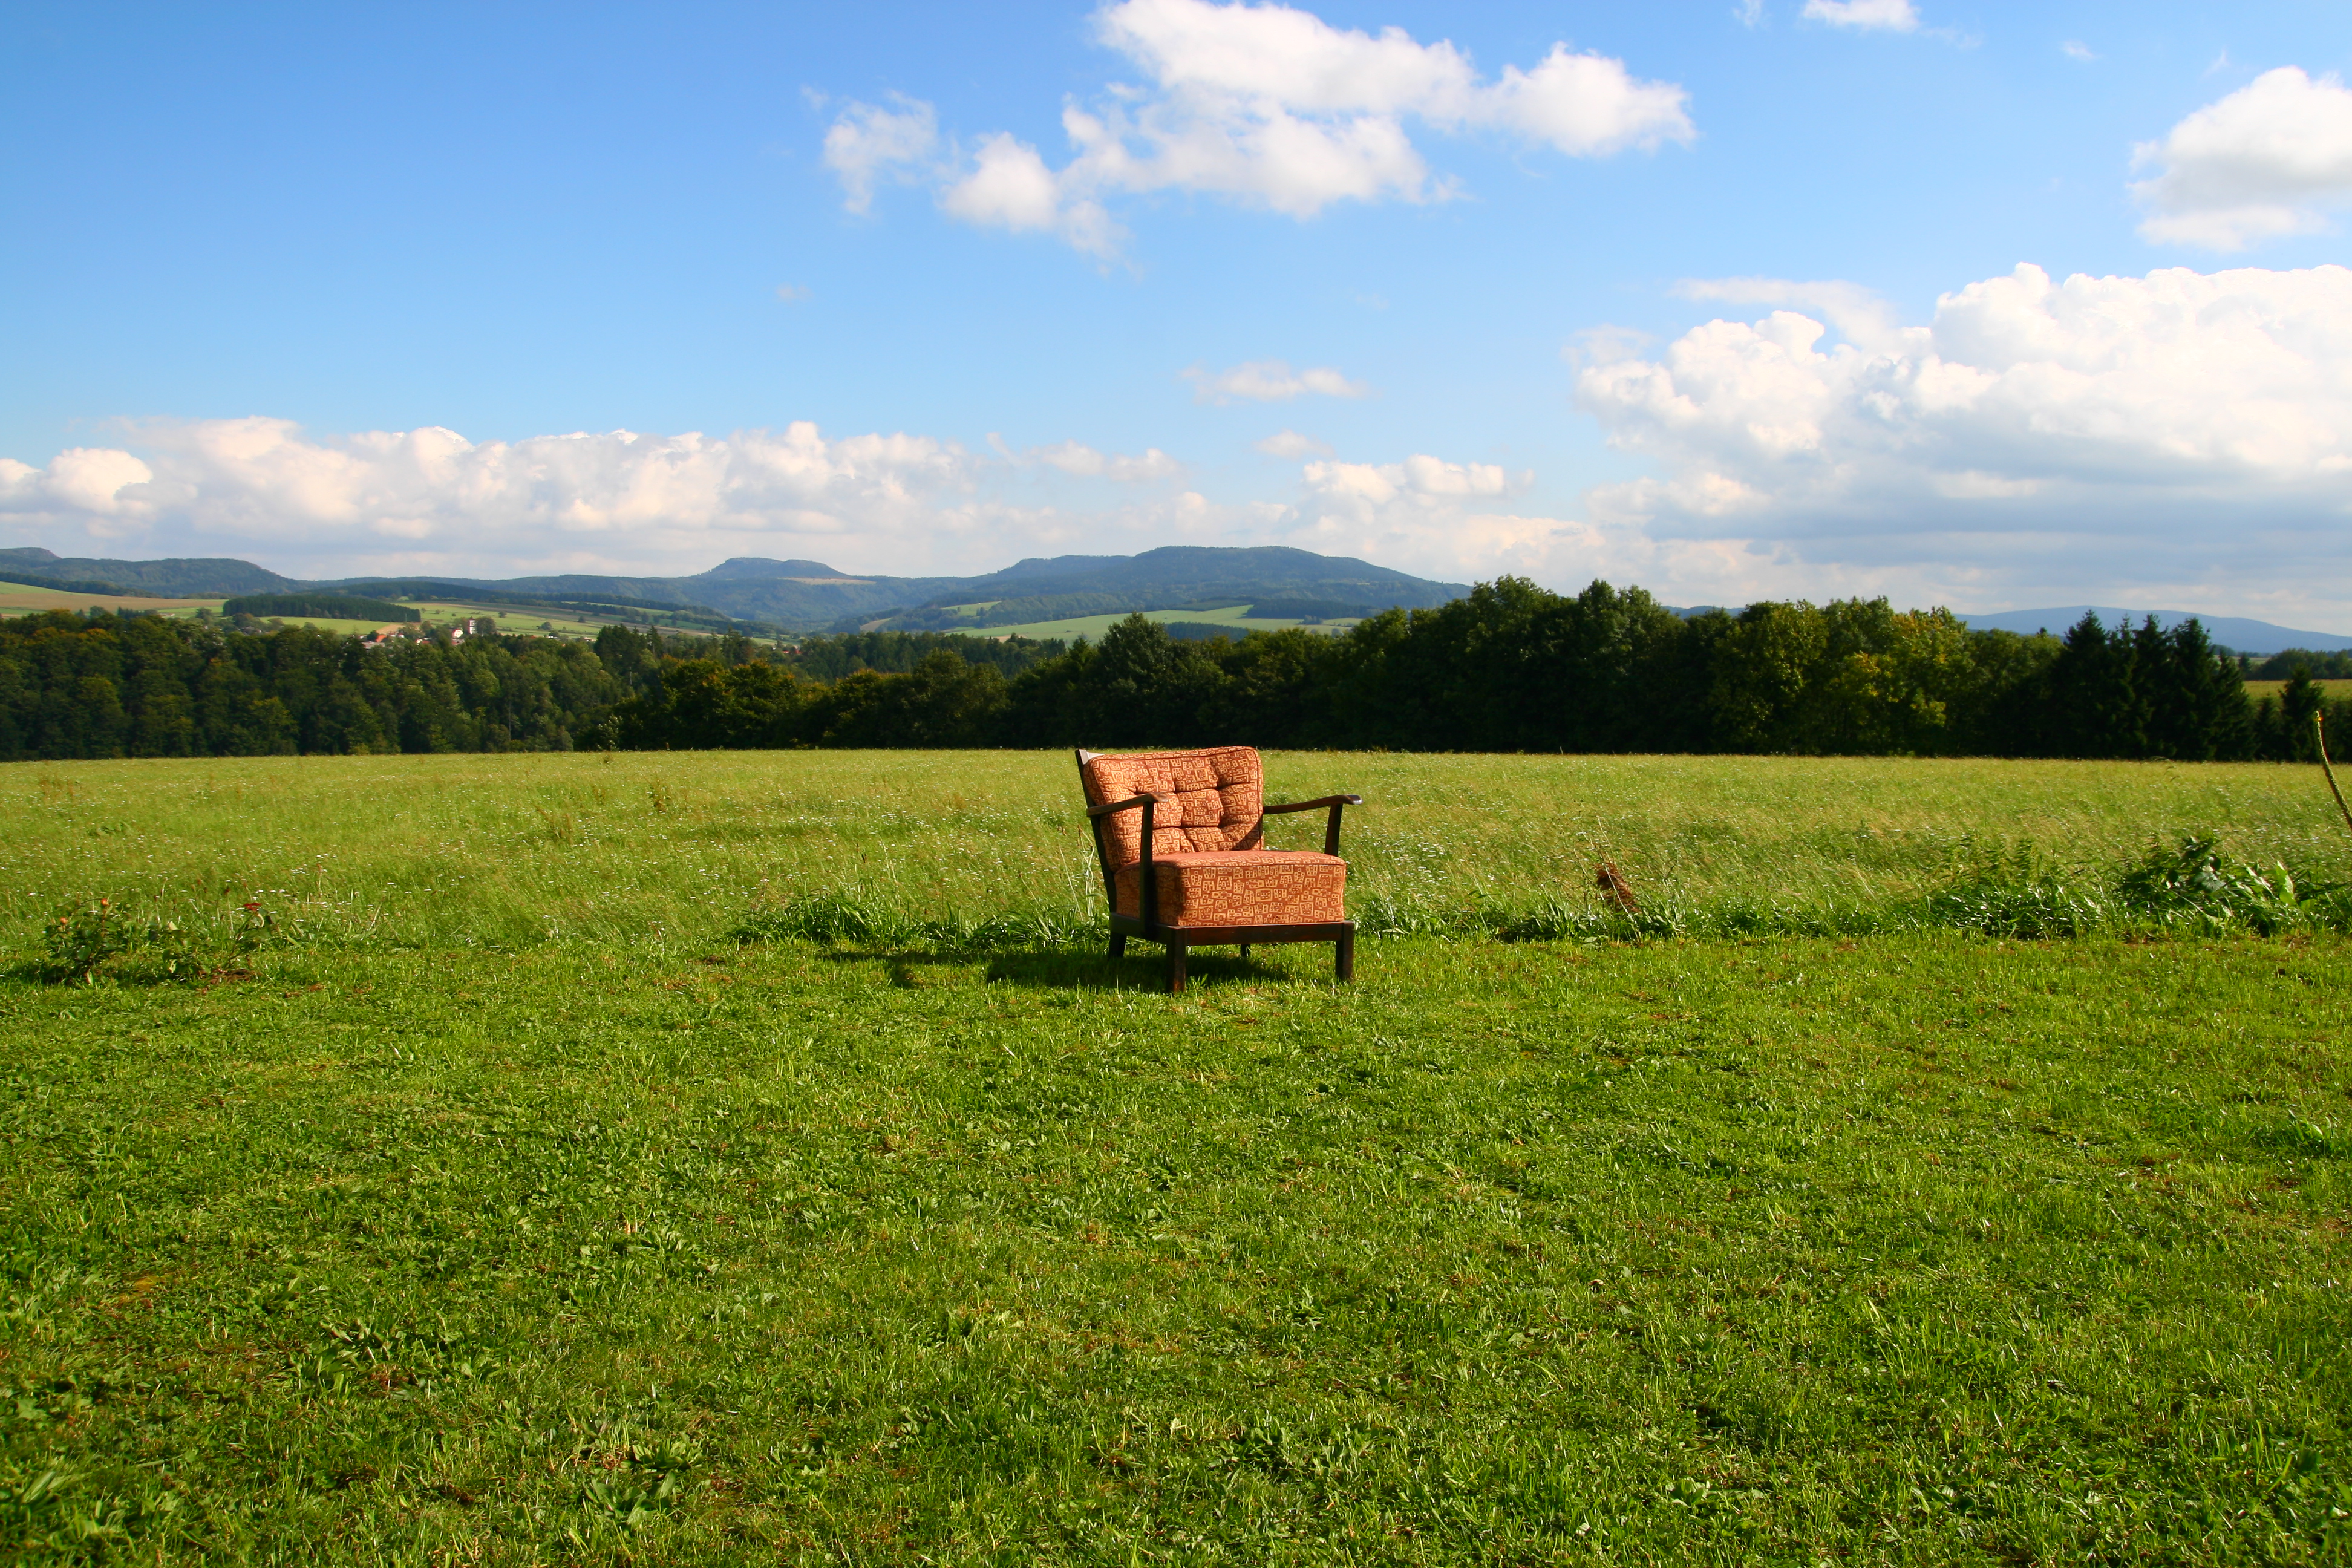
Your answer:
360;615;496;649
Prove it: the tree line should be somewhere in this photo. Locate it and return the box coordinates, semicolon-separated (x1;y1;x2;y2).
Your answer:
2;581;2343;762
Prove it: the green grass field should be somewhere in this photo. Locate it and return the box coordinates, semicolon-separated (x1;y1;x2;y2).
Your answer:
888;604;1357;641
4;752;2349;1563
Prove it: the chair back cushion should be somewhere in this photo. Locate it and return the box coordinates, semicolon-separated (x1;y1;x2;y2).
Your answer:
1080;746;1264;868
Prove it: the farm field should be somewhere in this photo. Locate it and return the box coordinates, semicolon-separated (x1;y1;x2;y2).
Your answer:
0;582;638;640
0;580;222;619
896;604;1357;641
3;751;2348;1562
2245;678;2352;702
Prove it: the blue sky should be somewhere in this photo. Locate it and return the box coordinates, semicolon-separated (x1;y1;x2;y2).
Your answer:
5;1;2352;624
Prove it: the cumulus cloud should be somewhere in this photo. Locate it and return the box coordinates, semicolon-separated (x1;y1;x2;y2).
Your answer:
829;0;1690;254
0;413;1580;604
1303;453;1521;511
0;448;157;531
1261;451;1579;585
1;419;1017;577
1184;360;1371;403
821;94;938;215
1672;276;1905;352
1801;0;1919;31
1021;439;1183;481
2132;67;2352;250
1571;261;2352;613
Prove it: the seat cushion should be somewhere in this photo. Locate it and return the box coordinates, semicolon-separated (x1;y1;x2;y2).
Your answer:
1082;746;1263;864
1113;850;1347;927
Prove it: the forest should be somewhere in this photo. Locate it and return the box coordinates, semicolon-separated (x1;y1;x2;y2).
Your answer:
1;578;2340;762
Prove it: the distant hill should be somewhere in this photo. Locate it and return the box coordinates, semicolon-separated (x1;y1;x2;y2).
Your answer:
12;543;2339;655
0;547;299;597
863;546;1468;633
0;544;1467;632
1956;606;2352;656
344;559;976;629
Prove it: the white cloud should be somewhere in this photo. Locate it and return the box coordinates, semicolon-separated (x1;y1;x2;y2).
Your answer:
35;448;156;513
1673;276;1905;352
2132;68;2352;250
25;266;2352;619
1801;0;1919;32
1304;453;1523;513
0;419;1229;581
1262;451;1564;585
1570;261;2352;612
1254;429;1330;457
834;0;1691;254
937;132;1124;256
1184;359;1371;403
1;419;989;577
1024;439;1183;481
821;94;938;215
2060;41;2097;63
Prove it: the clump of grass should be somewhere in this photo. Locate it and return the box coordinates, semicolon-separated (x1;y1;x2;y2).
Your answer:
1930;833;2346;939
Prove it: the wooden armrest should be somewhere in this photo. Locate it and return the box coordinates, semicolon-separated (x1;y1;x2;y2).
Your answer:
1086;794;1160;818
1260;794;1361;857
1263;795;1363;813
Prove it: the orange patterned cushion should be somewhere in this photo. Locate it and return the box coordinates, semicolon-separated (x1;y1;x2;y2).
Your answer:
1082;746;1264;867
1112;850;1347;926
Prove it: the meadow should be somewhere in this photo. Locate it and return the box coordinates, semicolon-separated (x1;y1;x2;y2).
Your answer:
905;605;1357;641
2;751;2348;1563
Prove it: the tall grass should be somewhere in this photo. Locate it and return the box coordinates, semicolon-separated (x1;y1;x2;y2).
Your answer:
714;832;2349;961
8;750;2351;967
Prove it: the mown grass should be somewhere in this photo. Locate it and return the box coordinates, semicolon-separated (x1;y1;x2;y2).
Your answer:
2;751;2349;1563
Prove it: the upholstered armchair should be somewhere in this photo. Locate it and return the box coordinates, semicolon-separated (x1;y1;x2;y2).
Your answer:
1075;746;1361;993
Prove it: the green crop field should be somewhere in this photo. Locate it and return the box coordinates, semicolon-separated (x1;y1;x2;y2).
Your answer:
4;751;2349;1563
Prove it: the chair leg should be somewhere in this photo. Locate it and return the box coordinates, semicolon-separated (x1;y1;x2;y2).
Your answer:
1335;928;1355;982
1108;933;1127;959
1239;943;1251;961
1167;943;1187;994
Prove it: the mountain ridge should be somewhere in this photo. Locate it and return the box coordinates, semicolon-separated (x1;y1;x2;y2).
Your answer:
0;545;1469;632
1954;606;2352;655
12;546;2345;653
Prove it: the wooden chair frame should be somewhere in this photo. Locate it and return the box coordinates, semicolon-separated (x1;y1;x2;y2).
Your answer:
1076;748;1362;993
